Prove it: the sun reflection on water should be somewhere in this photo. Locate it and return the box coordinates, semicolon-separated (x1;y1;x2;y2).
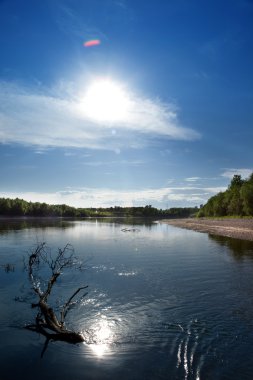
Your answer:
84;316;115;358
89;343;109;357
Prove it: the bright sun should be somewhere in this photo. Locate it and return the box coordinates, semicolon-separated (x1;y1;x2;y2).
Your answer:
83;79;130;123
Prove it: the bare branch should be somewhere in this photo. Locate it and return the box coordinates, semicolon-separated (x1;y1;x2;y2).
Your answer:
50;244;76;273
42;272;60;302
24;243;87;347
28;242;47;297
60;286;88;324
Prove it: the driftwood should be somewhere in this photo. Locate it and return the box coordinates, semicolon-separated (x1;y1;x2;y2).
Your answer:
121;228;140;232
24;242;87;352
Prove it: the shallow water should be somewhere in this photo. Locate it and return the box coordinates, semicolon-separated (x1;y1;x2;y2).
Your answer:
1;218;253;380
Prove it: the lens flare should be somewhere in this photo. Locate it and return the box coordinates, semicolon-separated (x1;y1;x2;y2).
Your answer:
84;39;101;47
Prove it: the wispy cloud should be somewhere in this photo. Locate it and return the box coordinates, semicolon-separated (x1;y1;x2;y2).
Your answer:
114;0;127;9
54;4;107;41
0;80;200;151
64;152;76;157
204;187;227;194
185;177;201;182
221;168;253;179
82;159;144;166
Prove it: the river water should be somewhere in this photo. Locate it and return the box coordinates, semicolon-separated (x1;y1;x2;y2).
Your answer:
1;218;253;380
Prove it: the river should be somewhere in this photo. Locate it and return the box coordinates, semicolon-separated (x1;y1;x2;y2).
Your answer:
1;218;253;379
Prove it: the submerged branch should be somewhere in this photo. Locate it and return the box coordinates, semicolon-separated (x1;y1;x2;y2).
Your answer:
25;243;87;348
60;285;88;325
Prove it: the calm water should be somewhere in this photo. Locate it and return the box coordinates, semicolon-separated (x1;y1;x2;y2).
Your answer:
1;218;253;380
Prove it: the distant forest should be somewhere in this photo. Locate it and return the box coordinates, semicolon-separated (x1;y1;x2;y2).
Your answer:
1;173;252;219
0;197;198;219
198;173;253;217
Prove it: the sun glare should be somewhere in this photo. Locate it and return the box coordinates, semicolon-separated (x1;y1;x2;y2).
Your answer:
84;317;114;358
83;79;130;123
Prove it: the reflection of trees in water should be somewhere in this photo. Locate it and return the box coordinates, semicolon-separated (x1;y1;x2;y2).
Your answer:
209;234;253;260
85;217;155;228
0;217;155;235
0;219;72;235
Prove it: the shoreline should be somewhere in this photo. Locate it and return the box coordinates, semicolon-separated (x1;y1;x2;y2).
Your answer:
159;218;253;242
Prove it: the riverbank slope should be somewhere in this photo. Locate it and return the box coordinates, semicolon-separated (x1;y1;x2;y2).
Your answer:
160;218;253;241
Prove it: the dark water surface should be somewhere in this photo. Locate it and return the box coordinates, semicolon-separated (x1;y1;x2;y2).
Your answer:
1;218;253;380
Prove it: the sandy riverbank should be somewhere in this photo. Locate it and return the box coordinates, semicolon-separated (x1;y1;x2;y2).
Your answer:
159;218;253;241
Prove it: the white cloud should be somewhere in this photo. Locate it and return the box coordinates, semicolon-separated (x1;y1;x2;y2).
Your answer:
204;187;227;193
64;152;76;157
0;80;200;151
221;168;253;179
82;159;144;166
0;184;224;209
185;177;201;182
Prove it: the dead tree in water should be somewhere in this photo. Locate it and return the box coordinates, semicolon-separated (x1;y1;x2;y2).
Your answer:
25;242;87;349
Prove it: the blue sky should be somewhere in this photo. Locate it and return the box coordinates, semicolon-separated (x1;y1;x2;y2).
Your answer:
0;0;252;208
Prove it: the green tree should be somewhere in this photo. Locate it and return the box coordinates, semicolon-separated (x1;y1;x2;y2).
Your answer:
213;192;226;216
10;198;28;216
229;174;244;189
0;198;12;215
198;173;253;217
240;181;253;215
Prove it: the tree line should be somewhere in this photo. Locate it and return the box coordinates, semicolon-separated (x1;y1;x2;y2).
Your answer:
198;173;253;217
0;197;198;219
2;172;252;219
